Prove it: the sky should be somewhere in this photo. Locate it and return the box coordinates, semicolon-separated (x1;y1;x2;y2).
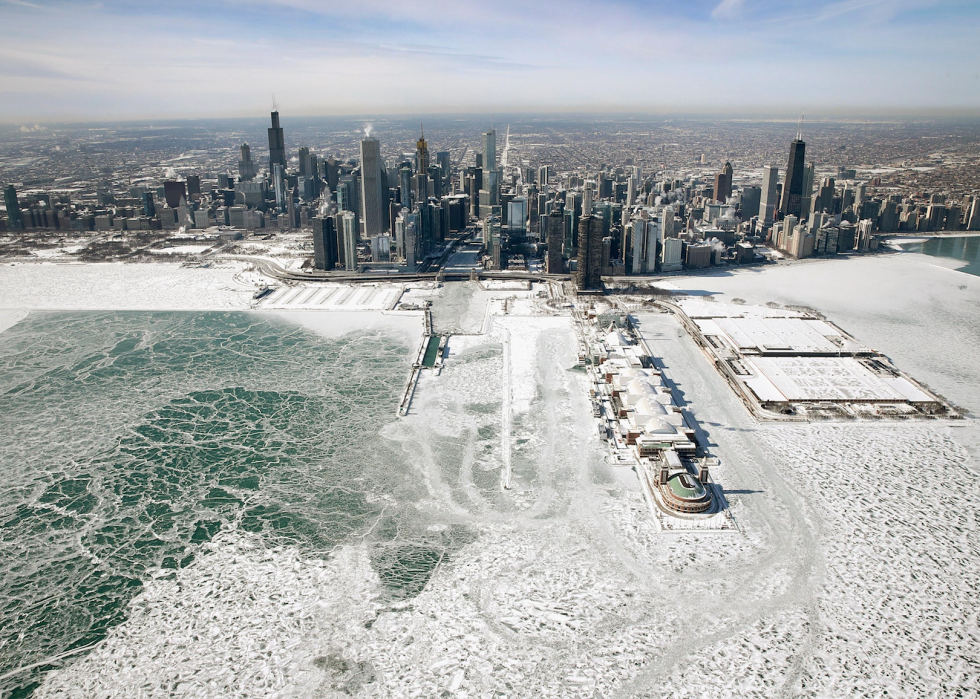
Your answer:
1;0;979;122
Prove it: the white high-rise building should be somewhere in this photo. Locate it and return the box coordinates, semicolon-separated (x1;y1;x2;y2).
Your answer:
661;236;683;272
759;165;779;226
630;209;663;274
359;137;384;239
661;206;675;238
342;211;358;270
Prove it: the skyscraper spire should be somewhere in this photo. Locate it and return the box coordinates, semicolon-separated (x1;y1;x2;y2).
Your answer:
798;112;804;141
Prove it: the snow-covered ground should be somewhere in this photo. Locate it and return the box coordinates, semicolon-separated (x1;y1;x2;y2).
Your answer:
12;252;980;697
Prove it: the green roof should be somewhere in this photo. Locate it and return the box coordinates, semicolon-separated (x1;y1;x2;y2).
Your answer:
667;473;706;500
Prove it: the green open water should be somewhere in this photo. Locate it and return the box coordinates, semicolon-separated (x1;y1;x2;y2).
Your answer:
0;311;469;697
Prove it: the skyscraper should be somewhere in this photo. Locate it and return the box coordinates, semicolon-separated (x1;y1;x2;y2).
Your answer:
482;129;496;173
268;111;286;172
312;216;337;270
437;151;451;181
4;185;24;231
740;186;761;220
482;128;499;206
545;200;565;274
760;165;779;225
780;127;807;220
186;175;201;198
416;126;429;177
238;143;256;181
298;147;311;177
163;181;186;209
575;214;604;290
399;165;413;210
341;211;358;270
272;164;286;211
801;162;815;218
359;136;384;239
714;161;733;202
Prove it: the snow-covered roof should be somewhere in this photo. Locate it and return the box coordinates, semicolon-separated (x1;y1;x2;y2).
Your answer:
644;418;677;435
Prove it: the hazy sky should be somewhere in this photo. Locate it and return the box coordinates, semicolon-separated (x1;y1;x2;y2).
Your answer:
2;0;979;122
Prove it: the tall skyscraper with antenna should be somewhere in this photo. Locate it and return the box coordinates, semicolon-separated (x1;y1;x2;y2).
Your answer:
415;126;430;202
416;125;429;175
268;107;286;172
780;116;807;220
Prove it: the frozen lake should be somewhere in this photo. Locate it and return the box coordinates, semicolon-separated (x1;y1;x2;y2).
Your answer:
0;252;976;697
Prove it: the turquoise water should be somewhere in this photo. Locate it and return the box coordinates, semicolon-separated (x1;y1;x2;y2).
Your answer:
0;312;466;697
897;235;980;276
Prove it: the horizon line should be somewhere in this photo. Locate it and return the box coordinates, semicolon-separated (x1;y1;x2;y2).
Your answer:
4;107;980;127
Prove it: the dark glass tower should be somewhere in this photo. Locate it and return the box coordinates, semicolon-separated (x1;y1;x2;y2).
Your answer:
4;184;24;231
268;111;286;172
780;130;806;219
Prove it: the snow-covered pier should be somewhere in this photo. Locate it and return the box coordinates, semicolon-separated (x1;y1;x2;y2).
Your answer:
574;304;735;531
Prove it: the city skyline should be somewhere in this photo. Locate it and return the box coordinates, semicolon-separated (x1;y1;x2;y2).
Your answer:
2;0;980;122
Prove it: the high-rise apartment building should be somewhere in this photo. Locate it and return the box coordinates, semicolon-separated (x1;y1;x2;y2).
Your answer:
575;214;604;290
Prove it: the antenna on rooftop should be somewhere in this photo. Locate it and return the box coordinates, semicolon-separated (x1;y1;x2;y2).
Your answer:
272;94;278;111
798;111;804;140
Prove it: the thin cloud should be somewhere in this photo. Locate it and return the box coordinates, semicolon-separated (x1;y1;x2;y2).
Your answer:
711;0;745;20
